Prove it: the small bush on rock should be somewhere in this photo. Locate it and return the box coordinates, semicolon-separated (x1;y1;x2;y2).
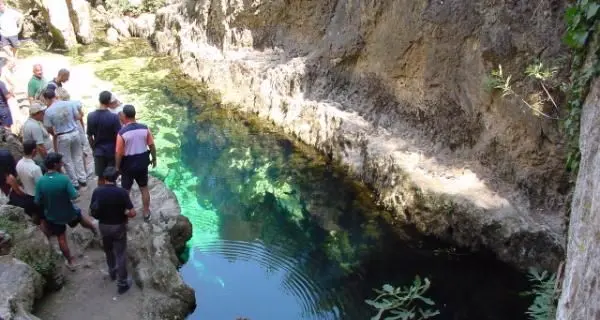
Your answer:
105;0;166;15
521;268;559;320
365;276;439;320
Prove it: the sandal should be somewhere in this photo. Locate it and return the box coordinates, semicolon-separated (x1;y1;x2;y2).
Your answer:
143;211;151;222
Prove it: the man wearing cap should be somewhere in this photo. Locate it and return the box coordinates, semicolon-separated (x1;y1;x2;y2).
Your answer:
43;89;87;189
115;105;157;221
90;166;135;294
87;91;121;185
108;93;125;124
35;152;98;270
22;102;52;168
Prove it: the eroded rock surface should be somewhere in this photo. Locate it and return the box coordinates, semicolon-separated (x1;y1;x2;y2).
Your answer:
0;256;43;320
66;0;94;44
128;176;196;320
39;0;77;49
556;78;600;319
149;0;568;269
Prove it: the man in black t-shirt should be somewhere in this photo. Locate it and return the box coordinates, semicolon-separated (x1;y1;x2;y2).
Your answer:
87;91;121;185
90;166;136;294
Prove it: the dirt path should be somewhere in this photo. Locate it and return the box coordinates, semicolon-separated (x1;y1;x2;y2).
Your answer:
7;45;148;320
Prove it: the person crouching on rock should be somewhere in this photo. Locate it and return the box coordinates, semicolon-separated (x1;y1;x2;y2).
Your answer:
90;166;136;294
34;152;98;271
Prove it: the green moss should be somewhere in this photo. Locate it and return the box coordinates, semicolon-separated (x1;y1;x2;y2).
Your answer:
0;214;25;238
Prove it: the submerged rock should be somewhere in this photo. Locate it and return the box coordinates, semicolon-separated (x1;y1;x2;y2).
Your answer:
0;256;43;320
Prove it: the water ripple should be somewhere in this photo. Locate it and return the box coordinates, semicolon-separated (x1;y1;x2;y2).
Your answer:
194;239;342;319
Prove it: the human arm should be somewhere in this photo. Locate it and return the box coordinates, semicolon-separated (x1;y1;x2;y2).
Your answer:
86;112;95;149
43;114;57;151
6;174;24;196
147;129;157;168
115;134;124;172
67;178;78;200
124;191;136;218
0;81;12;101
30;127;48;157
27;80;38;104
34;180;42;205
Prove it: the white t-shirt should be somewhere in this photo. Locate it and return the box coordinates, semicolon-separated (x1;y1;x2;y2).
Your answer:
109;104;124;115
0;8;23;37
16;157;43;196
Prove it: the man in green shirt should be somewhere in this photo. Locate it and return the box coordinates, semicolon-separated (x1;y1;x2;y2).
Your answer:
35;152;97;270
27;63;46;104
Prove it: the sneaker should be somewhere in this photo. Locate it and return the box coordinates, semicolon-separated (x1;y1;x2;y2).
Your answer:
117;278;133;294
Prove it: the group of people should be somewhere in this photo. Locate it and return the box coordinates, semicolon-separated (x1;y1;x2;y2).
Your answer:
0;60;158;295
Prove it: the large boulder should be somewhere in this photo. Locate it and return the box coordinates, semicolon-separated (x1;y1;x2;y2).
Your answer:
128;13;155;38
39;0;77;49
0;256;44;320
66;0;94;44
0;205;64;291
127;177;196;319
0;127;23;162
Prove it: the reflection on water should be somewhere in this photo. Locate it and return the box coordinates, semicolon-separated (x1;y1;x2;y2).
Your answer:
79;40;531;320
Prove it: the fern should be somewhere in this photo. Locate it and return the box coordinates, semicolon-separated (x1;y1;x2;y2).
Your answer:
365;276;440;320
522;268;558;320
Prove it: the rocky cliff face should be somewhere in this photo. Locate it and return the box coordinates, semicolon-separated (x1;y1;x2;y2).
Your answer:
556;77;600;319
150;0;569;270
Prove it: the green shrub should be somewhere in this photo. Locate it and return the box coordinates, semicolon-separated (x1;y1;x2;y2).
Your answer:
521;268;558;320
365;276;439;320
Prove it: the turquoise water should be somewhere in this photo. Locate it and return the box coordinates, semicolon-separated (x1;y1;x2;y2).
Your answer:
145;100;531;320
77;44;531;319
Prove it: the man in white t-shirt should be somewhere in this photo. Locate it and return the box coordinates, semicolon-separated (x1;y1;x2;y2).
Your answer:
108;92;125;124
15;140;44;224
0;1;23;58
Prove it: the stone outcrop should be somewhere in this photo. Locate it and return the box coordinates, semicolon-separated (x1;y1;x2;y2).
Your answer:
39;0;77;49
0;256;43;320
66;0;94;44
149;0;569;270
0;127;23;161
127;176;196;319
0;205;64;291
556;77;600;319
0;205;62;320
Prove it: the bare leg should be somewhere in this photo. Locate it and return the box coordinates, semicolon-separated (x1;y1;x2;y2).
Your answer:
57;232;74;264
140;186;150;217
79;214;98;236
39;220;51;239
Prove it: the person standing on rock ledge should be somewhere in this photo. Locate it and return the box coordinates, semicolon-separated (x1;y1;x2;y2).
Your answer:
34;152;98;271
90;166;136;294
0;0;23;58
87;91;121;185
115;105;157;222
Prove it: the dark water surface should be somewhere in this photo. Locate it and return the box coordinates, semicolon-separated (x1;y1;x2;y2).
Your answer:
76;42;531;320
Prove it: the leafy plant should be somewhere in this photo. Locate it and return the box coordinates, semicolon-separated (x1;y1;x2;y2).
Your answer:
487;64;560;119
365;276;440;320
521;268;559;320
562;0;600;174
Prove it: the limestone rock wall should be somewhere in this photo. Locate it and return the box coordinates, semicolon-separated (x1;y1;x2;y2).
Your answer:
556;77;600;319
150;0;570;270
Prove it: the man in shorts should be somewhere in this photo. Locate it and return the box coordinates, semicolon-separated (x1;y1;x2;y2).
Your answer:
87;91;121;185
34;152;97;270
0;1;22;58
115;105;156;221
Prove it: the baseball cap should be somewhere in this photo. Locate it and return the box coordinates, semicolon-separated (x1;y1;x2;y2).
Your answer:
29;103;46;115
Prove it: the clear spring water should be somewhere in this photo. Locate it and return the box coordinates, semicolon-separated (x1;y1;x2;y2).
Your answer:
71;40;532;320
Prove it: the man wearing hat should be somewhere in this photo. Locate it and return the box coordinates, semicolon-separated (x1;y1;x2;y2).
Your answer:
22;102;52;169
